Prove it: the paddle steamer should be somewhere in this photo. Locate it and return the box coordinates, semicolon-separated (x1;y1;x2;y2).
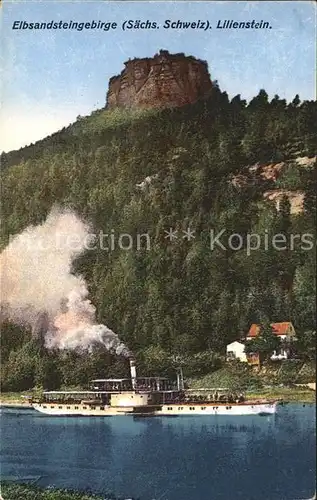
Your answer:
32;359;277;416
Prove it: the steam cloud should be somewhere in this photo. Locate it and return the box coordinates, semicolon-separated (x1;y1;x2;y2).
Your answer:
0;207;130;356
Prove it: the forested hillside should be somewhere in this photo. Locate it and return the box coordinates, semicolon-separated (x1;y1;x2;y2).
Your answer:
1;85;316;391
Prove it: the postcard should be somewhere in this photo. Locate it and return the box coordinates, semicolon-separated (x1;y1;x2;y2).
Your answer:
0;1;316;499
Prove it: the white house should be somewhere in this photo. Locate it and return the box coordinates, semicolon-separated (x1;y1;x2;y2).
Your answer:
226;341;248;363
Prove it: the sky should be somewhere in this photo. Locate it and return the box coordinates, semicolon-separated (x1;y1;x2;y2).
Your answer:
0;0;316;152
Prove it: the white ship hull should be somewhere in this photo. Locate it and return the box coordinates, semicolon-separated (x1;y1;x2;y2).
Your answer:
33;401;277;417
158;402;276;416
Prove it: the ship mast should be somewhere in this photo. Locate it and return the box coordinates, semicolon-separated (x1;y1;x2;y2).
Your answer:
176;367;184;391
129;357;137;390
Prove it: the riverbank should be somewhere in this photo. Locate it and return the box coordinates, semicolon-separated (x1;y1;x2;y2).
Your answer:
245;386;315;403
0;483;132;500
0;401;32;408
0;392;33;408
188;363;316;403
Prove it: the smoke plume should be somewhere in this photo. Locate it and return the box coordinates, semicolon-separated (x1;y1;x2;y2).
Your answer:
0;207;129;355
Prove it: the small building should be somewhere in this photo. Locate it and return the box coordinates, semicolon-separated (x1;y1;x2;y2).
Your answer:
246;322;297;365
226;322;297;367
226;341;248;363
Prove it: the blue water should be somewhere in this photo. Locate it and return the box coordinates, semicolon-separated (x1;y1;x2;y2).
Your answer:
1;404;316;500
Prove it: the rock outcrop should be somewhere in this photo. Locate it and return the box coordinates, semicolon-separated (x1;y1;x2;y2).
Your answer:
263;189;305;215
230;156;316;214
106;50;213;109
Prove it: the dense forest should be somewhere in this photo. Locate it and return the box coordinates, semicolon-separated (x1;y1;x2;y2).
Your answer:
1;85;316;391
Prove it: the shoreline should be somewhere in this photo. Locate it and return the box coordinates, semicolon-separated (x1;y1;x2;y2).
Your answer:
245;386;316;404
1;479;316;500
0;482;129;500
0;402;33;408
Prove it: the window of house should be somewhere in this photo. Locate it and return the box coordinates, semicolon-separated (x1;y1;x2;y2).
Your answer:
75;406;79;409
58;406;62;409
201;407;206;410
83;406;87;409
90;406;95;410
100;406;104;410
51;406;55;409
66;406;71;409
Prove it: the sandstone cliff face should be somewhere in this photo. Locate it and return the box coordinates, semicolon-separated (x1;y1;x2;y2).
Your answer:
106;50;213;109
230;156;316;214
263;189;305;215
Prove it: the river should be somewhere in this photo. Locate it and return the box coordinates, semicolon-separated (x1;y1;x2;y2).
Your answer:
1;403;315;500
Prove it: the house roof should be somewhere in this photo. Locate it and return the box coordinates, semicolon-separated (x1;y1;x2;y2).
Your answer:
247;322;293;338
226;341;245;349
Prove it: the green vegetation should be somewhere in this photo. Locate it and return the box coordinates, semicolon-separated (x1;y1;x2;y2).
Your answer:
275;162;303;190
0;483;123;500
246;387;315;403
188;361;316;402
1;86;316;390
188;361;262;391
